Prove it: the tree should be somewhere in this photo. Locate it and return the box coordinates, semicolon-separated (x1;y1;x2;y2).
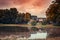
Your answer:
31;20;37;26
10;8;18;24
46;0;60;26
0;9;5;23
16;13;25;24
56;0;60;3
24;12;31;24
0;9;11;24
0;8;18;24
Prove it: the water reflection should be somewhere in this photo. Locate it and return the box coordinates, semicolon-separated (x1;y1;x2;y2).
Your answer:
28;32;47;39
0;26;48;40
0;32;47;40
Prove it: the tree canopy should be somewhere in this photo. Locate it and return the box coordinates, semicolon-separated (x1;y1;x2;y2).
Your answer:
46;0;60;25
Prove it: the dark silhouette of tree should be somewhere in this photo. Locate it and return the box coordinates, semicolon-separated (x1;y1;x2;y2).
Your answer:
56;0;60;3
46;0;60;26
3;9;10;23
0;8;18;24
0;9;5;23
24;12;31;23
16;13;25;24
0;8;31;24
16;12;31;24
9;8;18;24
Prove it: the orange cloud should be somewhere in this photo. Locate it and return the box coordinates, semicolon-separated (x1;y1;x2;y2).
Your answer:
0;0;52;17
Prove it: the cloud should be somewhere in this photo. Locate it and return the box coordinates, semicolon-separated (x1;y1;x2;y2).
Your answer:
13;0;51;7
0;0;51;9
0;0;14;8
0;0;52;17
13;0;31;5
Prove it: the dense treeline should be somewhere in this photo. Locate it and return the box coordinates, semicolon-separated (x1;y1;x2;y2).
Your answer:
0;8;31;24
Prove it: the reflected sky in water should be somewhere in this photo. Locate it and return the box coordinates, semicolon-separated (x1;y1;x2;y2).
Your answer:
29;32;47;39
0;31;47;40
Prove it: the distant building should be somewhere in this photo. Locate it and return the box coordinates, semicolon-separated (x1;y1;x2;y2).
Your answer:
38;18;46;22
31;15;37;21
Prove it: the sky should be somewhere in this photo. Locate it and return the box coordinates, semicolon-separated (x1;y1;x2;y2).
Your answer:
0;0;53;18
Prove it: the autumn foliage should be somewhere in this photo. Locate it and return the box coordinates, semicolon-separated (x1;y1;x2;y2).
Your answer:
46;0;60;25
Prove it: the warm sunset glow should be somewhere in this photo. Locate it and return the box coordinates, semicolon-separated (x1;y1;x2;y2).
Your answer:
0;0;53;17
